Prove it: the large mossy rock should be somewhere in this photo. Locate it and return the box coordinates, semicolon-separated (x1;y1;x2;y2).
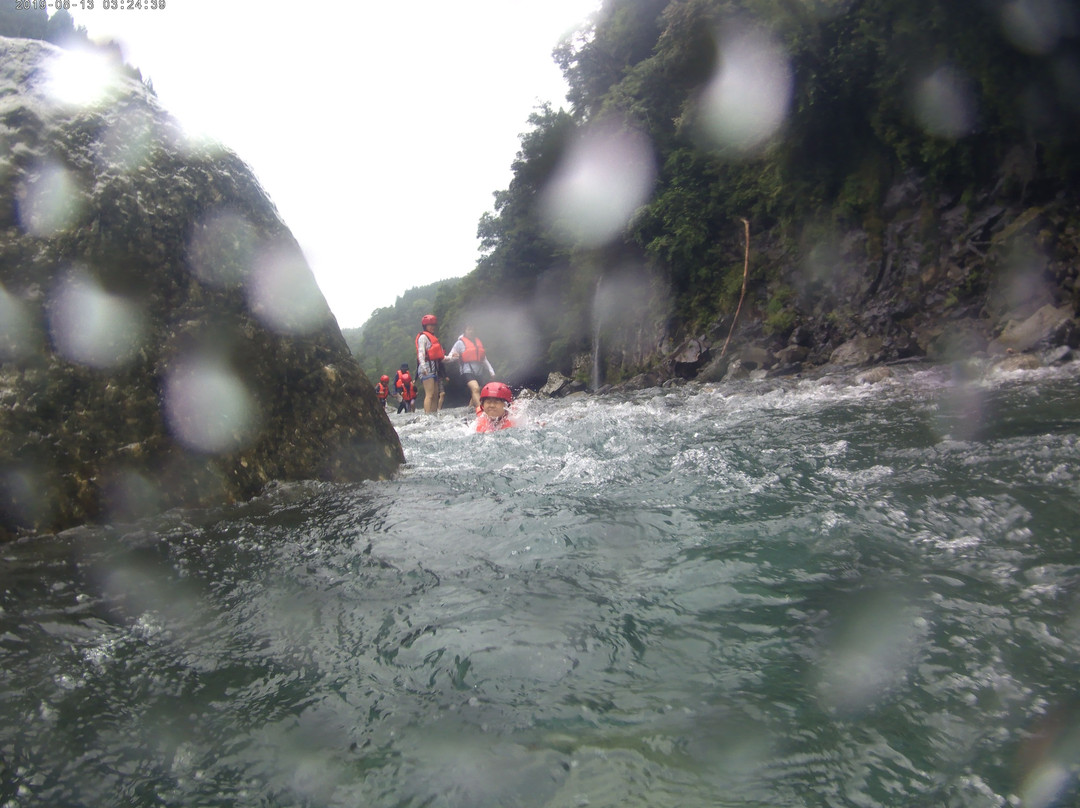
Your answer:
0;37;403;539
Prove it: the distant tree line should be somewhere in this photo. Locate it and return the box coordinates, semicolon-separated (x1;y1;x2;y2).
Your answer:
0;4;90;47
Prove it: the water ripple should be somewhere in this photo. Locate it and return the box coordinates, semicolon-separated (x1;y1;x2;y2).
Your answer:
3;366;1080;806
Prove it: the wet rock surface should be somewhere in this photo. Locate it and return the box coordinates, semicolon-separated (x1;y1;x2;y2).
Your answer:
0;38;403;540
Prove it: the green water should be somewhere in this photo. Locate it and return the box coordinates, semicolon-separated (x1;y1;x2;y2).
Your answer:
2;363;1079;807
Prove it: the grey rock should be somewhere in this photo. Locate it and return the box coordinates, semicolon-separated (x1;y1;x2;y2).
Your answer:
829;336;884;367
0;38;403;539
775;345;809;365
990;304;1074;354
538;371;572;397
670;337;710;377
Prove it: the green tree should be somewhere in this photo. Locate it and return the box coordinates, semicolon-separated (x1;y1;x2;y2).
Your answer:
0;2;47;39
44;9;89;48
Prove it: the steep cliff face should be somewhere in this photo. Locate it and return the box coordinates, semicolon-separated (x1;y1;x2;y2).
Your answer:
0;37;404;540
589;174;1080;390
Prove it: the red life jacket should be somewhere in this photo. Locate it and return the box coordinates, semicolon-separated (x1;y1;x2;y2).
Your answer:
416;330;445;361
459;336;485;363
401;381;417;402
395;369;412;391
475;410;513;433
375;382;389;400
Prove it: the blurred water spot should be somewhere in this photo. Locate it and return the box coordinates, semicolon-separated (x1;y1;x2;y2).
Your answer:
0;467;48;529
1020;760;1073;808
592;264;662;337
1015;707;1080;808
539;123;655;248
993;237;1051;314
101;469;162;523
913;65;978;139
462;303;543;378
17;161;81;237
187;210;258;289
43;48;118;108
246;244;331;334
815;591;926;716
935;377;989;442
696;30;792;154
1001;0;1076;56
802;234;844;288
48;268;144;368
0;284;33;361
163;356;260;453
797;227;865;301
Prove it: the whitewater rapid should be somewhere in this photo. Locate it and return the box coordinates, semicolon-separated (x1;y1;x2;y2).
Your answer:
2;362;1079;807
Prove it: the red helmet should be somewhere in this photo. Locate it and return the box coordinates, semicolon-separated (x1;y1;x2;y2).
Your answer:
421;314;437;326
480;382;513;403
380;375;389;383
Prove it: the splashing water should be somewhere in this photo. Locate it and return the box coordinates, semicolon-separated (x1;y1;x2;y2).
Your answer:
2;364;1080;807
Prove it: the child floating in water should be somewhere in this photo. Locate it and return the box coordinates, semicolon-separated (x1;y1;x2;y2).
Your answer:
475;382;514;433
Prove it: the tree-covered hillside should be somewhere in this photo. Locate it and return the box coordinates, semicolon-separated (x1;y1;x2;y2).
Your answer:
392;0;1080;388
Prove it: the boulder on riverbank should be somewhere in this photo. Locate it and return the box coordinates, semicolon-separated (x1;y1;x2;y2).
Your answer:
0;37;403;540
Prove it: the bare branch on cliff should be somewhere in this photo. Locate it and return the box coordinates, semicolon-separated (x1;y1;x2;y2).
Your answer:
721;218;751;359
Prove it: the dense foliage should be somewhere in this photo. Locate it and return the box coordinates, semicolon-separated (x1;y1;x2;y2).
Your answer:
373;0;1079;388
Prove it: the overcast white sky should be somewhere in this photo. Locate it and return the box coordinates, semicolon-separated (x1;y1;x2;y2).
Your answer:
66;1;600;328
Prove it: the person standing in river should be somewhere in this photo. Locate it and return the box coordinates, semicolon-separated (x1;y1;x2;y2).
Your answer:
394;363;415;413
397;374;417;413
415;314;447;414
447;323;496;411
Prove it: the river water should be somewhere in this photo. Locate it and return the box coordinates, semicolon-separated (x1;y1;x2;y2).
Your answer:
2;362;1080;808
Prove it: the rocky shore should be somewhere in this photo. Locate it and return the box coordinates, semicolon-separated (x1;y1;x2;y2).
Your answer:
531;301;1078;399
531;165;1080;400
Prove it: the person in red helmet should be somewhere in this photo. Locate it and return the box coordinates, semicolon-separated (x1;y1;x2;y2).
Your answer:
447;323;495;410
375;374;390;408
394;363;415;413
415;314;447;414
397;373;418;413
475;382;515;433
